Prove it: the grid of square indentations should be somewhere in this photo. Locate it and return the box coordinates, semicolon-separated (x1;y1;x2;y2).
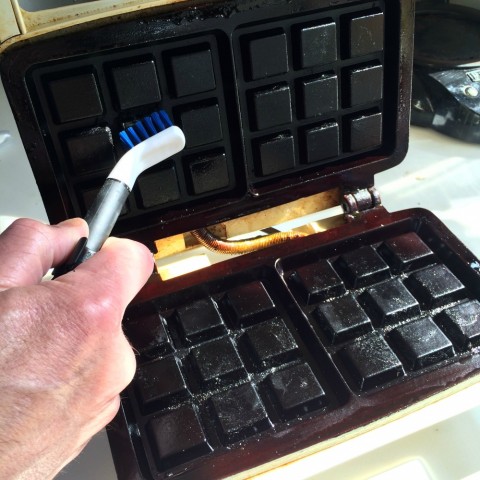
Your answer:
27;1;391;232
233;2;386;184
30;33;239;224
284;231;477;391
125;276;333;473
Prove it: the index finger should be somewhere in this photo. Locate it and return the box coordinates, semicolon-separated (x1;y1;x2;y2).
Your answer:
0;218;88;291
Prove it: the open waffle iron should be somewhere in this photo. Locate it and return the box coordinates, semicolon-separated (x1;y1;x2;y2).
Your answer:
2;0;480;478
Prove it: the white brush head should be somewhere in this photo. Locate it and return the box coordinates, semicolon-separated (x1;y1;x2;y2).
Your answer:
108;126;185;189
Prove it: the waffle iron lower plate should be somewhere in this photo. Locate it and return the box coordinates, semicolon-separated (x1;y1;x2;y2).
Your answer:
110;206;480;479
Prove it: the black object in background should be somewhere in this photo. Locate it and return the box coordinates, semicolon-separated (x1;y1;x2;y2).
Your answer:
412;1;480;143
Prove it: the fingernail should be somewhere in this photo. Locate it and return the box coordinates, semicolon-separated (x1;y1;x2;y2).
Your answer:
56;218;88;230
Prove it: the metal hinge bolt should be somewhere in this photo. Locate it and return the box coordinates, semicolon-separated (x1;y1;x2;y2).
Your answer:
342;187;381;221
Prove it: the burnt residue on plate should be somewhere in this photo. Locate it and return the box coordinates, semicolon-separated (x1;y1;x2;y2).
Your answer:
118;208;480;479
124;271;343;478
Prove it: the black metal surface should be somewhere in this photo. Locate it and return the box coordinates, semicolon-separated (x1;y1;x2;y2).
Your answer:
0;0;411;241
414;3;480;68
411;3;480;143
112;207;480;479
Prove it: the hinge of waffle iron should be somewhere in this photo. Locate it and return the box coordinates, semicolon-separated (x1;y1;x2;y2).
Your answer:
342;187;381;222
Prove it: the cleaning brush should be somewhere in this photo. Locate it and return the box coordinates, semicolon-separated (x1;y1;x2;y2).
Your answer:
53;110;185;277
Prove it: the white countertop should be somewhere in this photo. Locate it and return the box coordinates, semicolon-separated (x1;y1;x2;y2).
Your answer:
1;75;480;479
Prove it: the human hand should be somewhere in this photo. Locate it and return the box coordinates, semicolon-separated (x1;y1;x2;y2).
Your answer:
0;218;153;479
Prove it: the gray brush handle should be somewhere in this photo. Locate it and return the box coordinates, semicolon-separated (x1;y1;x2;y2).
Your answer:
52;178;130;277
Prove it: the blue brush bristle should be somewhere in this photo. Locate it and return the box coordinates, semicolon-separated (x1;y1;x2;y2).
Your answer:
119;110;173;149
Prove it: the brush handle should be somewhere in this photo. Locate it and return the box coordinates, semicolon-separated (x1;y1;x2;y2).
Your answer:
52;178;130;278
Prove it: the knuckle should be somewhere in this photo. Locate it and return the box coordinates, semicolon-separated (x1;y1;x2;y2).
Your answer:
10;217;41;230
76;297;119;328
75;294;123;332
5;218;50;252
9;218;47;238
